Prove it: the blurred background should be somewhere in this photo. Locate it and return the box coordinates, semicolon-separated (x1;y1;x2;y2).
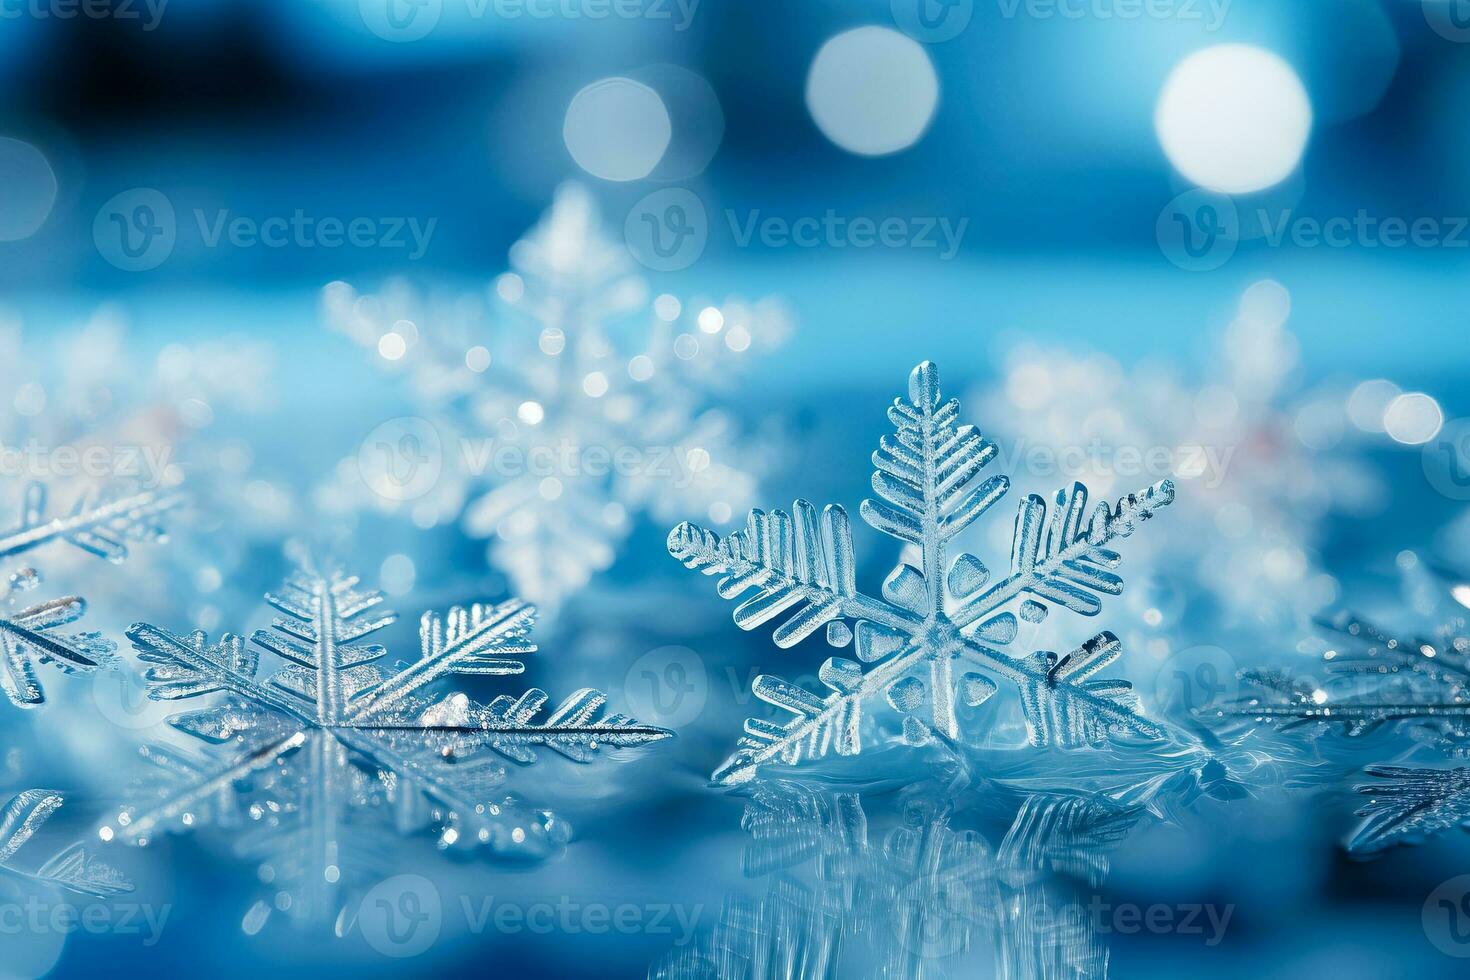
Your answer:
4;0;1470;977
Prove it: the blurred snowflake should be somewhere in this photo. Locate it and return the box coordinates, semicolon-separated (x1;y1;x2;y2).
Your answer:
976;280;1386;642
1210;554;1470;852
669;361;1172;785
102;553;669;930
1;481;177;709
320;183;790;614
0;790;132;899
0;304;283;631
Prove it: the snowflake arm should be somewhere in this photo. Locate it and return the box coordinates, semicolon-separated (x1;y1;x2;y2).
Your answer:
1347;765;1470;854
108;736;307;845
950;480;1176;629
1212;611;1470;744
127;625;301;729
348;600;536;724
0;482;181;563
428;687;672;763
668;502;920;644
1;596;116;708
249;563;400;724
0;481;178;708
1;790;132;898
672;362;1173;785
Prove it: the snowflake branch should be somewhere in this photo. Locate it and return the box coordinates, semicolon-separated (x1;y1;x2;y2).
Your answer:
859;360;1008;614
128;624;304;721
1348;765;1470;853
1;790;132;898
1;598;116;708
951;479;1175;630
251;566;396;724
424;687;671;763
349;599;537;723
109;734;308;844
668;505;919;644
0;483;181;563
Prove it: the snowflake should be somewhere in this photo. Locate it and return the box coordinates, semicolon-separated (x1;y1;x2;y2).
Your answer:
668;361;1174;785
1210;560;1470;852
321;183;789;613
976;279;1384;638
0;789;132;898
102;553;670;929
1;481;178;708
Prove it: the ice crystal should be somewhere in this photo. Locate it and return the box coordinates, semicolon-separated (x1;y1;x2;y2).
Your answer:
0;790;132;898
322;183;788;613
669;361;1174;785
0;481;179;708
976;280;1383;635
104;554;670;929
1213;563;1470;852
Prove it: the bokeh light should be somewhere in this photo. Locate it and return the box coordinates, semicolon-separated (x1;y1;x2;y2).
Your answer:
1383;392;1443;445
805;26;938;157
0;137;57;241
563;77;672;181
1155;45;1312;194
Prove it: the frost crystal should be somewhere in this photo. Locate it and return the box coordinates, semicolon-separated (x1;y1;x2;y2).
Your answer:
0;790;132;898
104;555;670;928
322;183;788;613
1;481;179;708
1214;564;1470;852
669;362;1174;785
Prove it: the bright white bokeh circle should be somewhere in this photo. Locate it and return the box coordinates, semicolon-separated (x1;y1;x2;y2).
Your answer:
806;26;938;157
1384;392;1443;446
563;77;672;181
1155;45;1312;194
